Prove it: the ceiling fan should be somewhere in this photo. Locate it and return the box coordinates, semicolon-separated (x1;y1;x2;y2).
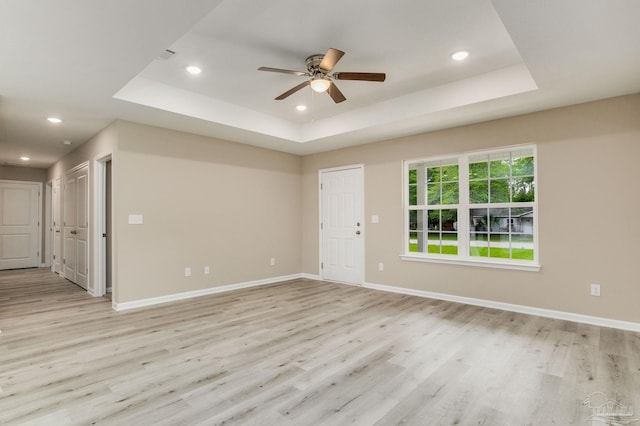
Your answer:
258;48;386;104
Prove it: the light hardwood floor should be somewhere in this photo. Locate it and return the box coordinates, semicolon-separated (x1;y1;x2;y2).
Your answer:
1;268;639;425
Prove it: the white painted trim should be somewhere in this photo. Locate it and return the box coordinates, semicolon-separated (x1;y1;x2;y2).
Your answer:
92;152;112;298
301;273;321;280
113;274;305;311
400;254;541;272
65;161;90;175
362;281;640;332
318;164;365;285
44;181;52;267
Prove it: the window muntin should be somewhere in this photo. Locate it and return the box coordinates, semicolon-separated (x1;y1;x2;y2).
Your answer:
405;146;537;267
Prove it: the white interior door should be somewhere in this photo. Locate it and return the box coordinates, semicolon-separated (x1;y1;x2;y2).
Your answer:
321;166;364;284
64;166;89;289
0;181;41;270
52;178;62;274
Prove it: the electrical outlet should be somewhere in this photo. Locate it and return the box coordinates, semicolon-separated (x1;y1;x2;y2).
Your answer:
185;267;191;277
590;284;601;296
204;266;210;275
378;262;384;271
270;258;276;266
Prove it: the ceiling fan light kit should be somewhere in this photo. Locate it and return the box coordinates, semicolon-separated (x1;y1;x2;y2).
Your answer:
258;48;386;103
310;77;331;93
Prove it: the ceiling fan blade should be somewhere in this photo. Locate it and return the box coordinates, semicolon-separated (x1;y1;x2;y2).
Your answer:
258;67;309;77
333;72;386;82
275;81;310;100
319;48;345;72
327;82;346;103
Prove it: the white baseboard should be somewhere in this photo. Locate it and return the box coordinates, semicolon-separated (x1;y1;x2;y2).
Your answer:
300;273;321;280
110;272;640;332
113;274;304;311
363;281;640;332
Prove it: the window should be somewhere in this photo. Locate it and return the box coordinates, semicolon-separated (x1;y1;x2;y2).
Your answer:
404;145;538;271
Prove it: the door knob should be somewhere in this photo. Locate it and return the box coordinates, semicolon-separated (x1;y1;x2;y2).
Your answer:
356;230;361;235
70;230;77;234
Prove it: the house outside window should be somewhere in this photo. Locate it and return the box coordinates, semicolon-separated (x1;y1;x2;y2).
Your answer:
404;145;539;271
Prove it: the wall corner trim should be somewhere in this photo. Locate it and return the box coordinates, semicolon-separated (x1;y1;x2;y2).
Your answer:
112;274;305;311
362;281;640;332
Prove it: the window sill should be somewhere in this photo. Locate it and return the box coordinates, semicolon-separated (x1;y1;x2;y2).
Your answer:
400;254;541;272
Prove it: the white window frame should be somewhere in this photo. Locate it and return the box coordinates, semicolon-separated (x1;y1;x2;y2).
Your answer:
401;144;540;272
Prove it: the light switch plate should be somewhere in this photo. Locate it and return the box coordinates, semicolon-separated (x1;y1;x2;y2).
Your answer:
371;215;379;223
128;214;143;225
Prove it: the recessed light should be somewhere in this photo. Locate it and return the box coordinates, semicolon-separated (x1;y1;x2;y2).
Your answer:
186;65;202;75
451;51;469;61
63;140;72;145
20;156;30;161
296;105;307;111
47;117;62;124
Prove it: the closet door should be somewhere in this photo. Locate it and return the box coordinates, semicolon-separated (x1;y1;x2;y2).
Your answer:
64;165;88;289
52;178;62;274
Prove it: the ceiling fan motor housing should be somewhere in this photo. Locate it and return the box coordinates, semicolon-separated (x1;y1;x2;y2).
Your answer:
305;54;326;75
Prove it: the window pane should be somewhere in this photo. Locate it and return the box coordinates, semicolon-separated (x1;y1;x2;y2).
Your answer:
511;177;535;202
469;155;488;179
408;168;417;184
428;232;441;254
510;207;533;233
441;182;459;204
512;232;534;260
512;152;534;177
441;209;457;231
441;209;458;255
488;233;510;259
441;164;459;181
427;183;441;205
427;210;440;230
489;208;509;233
409;209;419;231
409;184;417;206
427;166;440;183
490;179;510;203
469;180;488;204
441;233;458;255
470;233;488;257
511;247;534;261
489;153;510;178
470;208;488;232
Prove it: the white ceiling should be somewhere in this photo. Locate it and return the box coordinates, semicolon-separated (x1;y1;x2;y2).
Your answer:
1;0;639;168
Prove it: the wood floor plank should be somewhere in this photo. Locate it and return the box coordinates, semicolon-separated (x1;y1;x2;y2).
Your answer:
1;268;639;425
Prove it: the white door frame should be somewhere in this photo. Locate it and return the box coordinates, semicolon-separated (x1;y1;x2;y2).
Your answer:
318;164;365;285
44;181;52;267
93;152;112;298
